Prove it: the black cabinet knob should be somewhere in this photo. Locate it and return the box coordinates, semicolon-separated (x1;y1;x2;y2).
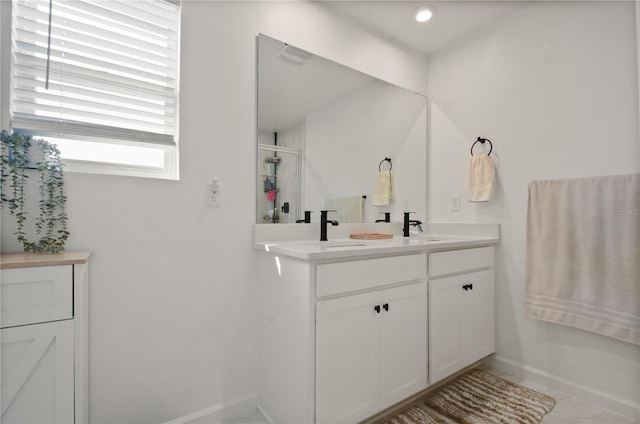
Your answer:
383;303;389;312
374;305;381;313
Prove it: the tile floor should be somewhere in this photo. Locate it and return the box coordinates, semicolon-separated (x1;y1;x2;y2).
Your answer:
227;369;639;424
488;369;639;424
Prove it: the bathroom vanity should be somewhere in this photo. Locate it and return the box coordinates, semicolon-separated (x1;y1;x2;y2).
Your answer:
255;227;498;424
0;251;91;424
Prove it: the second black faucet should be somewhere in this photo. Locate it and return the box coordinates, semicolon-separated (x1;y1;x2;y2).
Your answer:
403;212;422;237
320;210;339;241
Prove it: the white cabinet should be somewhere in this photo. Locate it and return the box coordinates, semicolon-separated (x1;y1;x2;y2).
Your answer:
316;290;381;423
258;240;498;423
316;282;427;424
259;251;427;424
1;252;91;424
1;320;75;423
428;247;495;384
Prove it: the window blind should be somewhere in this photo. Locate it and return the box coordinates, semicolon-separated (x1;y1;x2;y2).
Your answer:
11;0;179;147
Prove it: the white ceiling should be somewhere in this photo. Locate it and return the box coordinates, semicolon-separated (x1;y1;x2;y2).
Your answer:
318;1;533;56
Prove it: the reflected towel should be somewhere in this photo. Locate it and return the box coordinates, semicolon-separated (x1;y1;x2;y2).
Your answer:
525;174;640;345
469;154;496;202
325;196;364;223
373;170;394;206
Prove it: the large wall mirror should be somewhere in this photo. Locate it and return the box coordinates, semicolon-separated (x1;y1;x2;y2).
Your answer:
257;34;427;224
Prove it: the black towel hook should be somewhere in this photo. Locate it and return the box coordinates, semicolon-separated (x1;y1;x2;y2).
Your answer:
379;157;392;171
471;137;492;156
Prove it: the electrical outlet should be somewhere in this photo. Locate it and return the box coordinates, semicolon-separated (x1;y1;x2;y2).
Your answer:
450;194;461;211
207;179;222;207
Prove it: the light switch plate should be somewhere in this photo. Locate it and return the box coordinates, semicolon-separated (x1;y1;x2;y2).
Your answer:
207;179;222;207
450;194;461;211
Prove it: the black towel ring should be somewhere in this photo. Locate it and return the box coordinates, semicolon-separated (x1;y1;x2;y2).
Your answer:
379;157;392;171
471;137;492;156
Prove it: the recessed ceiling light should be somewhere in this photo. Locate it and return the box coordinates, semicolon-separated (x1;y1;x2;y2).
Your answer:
413;5;435;23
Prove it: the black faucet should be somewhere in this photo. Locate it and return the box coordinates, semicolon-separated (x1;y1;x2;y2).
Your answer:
320;210;339;241
296;211;312;223
403;212;422;237
375;212;391;223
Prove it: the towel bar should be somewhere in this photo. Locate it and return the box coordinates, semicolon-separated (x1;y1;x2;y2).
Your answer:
379;157;392;171
471;137;493;156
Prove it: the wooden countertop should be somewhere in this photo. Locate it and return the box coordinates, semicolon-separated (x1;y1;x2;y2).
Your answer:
0;250;92;269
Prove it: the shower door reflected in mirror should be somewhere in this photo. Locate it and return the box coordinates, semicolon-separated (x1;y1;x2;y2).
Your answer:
257;143;300;224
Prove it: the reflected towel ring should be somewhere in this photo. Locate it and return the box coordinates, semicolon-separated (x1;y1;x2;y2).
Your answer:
379;157;392;171
471;137;492;156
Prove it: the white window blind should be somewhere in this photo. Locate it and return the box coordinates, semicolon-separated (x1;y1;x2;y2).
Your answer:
10;0;180;178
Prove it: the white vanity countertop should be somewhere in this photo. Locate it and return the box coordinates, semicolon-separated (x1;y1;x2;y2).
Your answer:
255;234;499;261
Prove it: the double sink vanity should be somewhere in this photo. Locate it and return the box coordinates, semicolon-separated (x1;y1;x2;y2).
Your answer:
254;222;499;424
256;30;498;424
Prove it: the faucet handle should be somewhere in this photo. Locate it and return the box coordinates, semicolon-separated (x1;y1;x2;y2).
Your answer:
376;212;391;223
296;210;312;224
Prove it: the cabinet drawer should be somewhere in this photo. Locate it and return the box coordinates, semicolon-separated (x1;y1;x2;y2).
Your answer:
1;265;73;328
316;253;426;297
428;246;493;278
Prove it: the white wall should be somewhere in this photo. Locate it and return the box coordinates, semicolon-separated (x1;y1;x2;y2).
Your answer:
0;1;428;423
305;80;427;223
427;1;640;418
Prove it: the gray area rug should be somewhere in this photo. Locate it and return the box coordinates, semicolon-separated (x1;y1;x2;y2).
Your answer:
425;368;556;424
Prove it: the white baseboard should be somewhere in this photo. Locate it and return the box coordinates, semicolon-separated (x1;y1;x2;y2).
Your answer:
163;393;258;424
487;355;640;421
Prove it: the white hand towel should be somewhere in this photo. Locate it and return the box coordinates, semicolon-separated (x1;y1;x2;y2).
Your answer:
469;154;496;202
373;170;394;206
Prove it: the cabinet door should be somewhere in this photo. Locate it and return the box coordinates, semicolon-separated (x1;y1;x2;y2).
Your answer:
461;269;495;363
429;274;465;383
316;290;381;424
379;282;427;409
429;269;494;384
1;320;75;424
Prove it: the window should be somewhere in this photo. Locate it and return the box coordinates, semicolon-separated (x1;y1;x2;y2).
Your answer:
10;0;180;179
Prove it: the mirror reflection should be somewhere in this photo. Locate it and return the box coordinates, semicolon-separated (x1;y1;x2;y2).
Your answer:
257;34;427;224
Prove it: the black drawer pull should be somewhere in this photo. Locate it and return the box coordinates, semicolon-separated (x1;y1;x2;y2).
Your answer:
462;283;474;291
374;305;381;313
383;303;389;312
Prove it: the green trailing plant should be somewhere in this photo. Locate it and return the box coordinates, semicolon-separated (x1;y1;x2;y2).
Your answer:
0;130;69;254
